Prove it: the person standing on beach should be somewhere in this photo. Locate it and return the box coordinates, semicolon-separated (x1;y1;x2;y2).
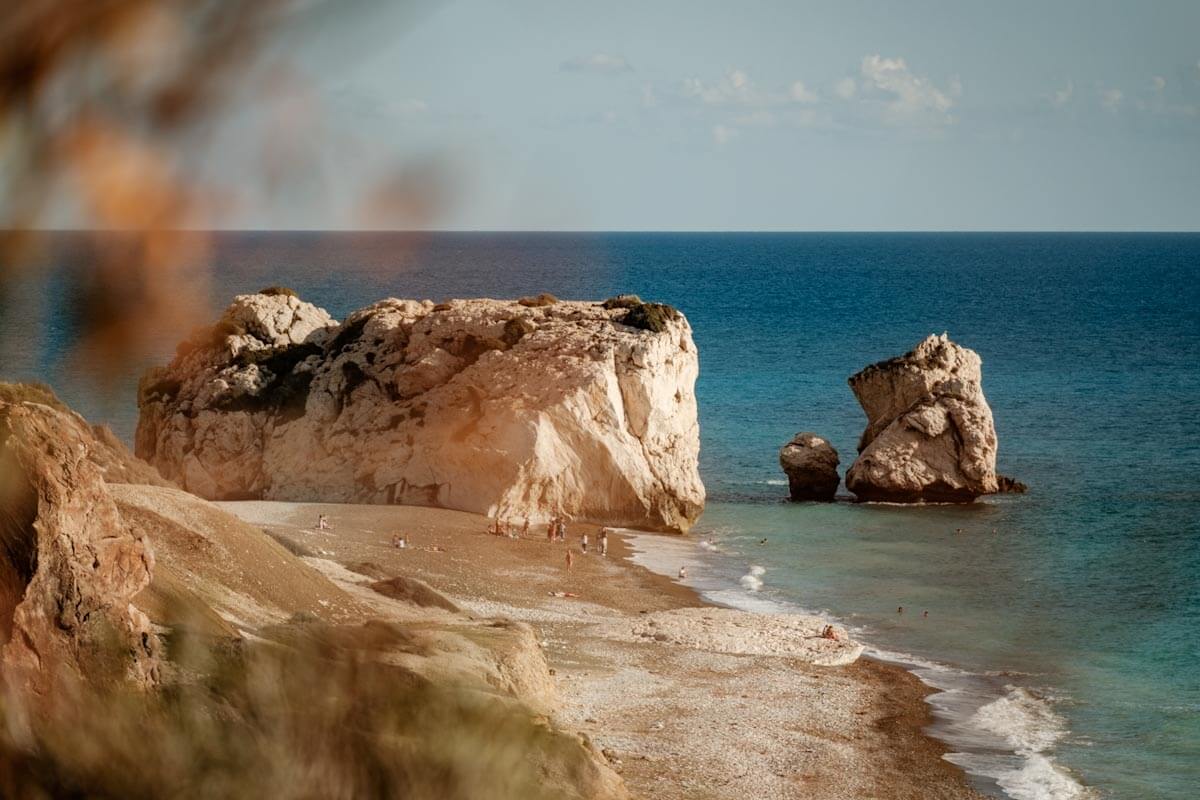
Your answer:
547;518;556;542
565;550;574;571
317;514;329;531
522;518;530;538
599;528;609;557
581;532;589;554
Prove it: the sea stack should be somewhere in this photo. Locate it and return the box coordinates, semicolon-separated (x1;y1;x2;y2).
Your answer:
779;432;840;501
136;290;705;532
845;334;1000;503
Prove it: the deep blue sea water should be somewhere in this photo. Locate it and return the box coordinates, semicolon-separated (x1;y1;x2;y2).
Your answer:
2;232;1198;799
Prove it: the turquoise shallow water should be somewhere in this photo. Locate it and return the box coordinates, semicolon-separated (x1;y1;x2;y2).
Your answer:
2;232;1198;799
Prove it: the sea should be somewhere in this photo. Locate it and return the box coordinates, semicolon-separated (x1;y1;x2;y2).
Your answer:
2;231;1198;800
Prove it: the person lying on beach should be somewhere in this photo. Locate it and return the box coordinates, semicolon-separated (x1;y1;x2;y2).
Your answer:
548;591;580;598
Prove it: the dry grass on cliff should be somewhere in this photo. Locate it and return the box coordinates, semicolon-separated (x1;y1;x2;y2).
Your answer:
0;620;589;800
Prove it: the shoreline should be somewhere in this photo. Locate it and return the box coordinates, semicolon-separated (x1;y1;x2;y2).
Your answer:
623;524;1096;800
219;500;988;799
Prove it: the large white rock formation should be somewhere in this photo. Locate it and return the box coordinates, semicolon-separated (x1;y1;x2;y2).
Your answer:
845;334;1000;502
136;291;705;532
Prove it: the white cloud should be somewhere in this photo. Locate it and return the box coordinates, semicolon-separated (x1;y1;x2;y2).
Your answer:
682;69;816;108
859;54;956;124
1052;80;1074;108
1101;88;1123;113
683;70;756;105
712;124;739;145
790;80;818;103
560;53;633;74
834;77;857;99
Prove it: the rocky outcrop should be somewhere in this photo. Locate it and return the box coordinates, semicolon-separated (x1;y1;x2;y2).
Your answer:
0;397;159;695
845;334;1000;503
136;291;705;532
0;381;173;488
779;432;840;501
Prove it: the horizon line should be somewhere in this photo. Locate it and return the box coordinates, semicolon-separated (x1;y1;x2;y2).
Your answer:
8;228;1200;235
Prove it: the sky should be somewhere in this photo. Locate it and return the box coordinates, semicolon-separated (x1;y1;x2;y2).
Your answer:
160;1;1200;230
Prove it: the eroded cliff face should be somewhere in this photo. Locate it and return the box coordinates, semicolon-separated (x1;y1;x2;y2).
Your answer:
136;292;705;532
845;334;999;503
0;398;159;695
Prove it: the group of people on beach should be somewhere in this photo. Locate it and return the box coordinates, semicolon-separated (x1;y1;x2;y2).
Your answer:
548;516;610;572
546;514;568;543
488;517;529;538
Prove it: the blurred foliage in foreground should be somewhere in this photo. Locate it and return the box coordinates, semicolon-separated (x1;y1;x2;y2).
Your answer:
0;619;584;800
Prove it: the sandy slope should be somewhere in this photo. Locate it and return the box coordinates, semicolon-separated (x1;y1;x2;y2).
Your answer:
219;499;987;800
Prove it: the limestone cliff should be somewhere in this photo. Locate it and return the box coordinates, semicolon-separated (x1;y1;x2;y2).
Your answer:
845;334;1000;502
136;291;705;532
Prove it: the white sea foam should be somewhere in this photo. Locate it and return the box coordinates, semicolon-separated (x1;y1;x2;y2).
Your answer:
974;687;1068;753
739;572;763;591
737;564;765;590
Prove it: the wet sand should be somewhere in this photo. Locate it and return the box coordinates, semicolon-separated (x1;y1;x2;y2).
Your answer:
219;500;987;800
